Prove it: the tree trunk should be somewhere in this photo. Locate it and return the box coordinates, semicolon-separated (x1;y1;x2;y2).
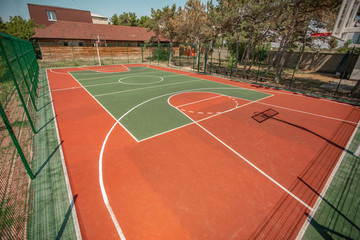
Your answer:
274;1;300;84
265;37;285;75
169;36;173;63
248;42;257;71
240;47;246;64
195;38;200;67
234;32;240;72
297;25;308;70
218;36;223;68
242;26;254;78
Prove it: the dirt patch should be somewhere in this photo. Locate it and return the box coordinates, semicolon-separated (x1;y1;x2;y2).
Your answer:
0;90;33;239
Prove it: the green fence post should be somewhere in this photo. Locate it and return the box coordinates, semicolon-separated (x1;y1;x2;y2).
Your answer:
193;45;196;71
141;44;144;63
256;44;265;84
0;102;35;180
149;43;152;64
203;51;207;74
197;50;201;73
168;43;170;67
18;41;38;98
26;50;39;95
109;43;114;64
10;41;37;111
179;44;182;68
21;43;36;85
210;47;213;74
29;46;39;83
127;43;129;63
289;45;302;90
230;44;235;79
157;42;160;65
92;42;97;65
334;47;355;98
0;39;37;134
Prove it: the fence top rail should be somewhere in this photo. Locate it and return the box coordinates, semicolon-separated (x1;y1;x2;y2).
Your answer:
0;31;31;44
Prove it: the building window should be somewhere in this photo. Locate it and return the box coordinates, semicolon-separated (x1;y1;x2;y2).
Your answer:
47;11;57;21
79;42;84;47
63;42;68;46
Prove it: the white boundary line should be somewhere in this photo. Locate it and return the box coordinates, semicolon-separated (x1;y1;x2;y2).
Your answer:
98;88;272;238
67;72;139;142
145;63;359;108
196;95;274;124
55;65;358;238
52;86;83;92
131;87;266;142
256;101;359;125
140;93;270;142
174;94;223;108
169;95;314;211
52;72;203;92
49;64;131;74
45;69;82;239
257;88;356;107
93;79;206;97
72;70;163;81
49;65;149;76
118;76;164;85
296;120;360;239
99;121;127;240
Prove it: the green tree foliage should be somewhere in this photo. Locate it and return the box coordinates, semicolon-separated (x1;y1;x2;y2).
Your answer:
327;37;338;52
137;16;151;27
0;17;5;32
148;4;178;60
1;16;40;41
337;40;352;53
176;0;210;65
118;12;138;26
109;14;119;25
110;12;149;27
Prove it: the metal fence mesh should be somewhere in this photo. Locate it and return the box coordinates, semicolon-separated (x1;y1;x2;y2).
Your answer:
0;32;38;239
0;31;79;239
36;41;360;104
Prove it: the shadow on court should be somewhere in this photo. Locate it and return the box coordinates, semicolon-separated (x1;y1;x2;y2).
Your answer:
37;100;53;112
252;108;356;156
249;108;360;239
36;114;56;133
35;141;63;177
56;194;78;240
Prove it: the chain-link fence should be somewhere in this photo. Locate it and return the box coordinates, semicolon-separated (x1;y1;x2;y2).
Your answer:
0;32;79;239
37;41;360;104
0;32;38;239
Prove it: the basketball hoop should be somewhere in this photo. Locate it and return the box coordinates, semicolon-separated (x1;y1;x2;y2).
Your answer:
311;32;332;37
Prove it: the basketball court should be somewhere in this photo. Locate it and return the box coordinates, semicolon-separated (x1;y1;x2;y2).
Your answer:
46;64;360;239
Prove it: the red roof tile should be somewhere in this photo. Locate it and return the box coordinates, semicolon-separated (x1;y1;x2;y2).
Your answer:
33;21;168;42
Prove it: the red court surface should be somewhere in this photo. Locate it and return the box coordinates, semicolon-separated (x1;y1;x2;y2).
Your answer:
47;64;360;239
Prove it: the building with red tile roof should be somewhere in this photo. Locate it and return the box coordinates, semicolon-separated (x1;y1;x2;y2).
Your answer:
29;4;169;61
33;20;167;43
28;4;93;27
32;20;169;61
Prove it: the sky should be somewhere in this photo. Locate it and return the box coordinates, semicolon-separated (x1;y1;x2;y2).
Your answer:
0;0;192;22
